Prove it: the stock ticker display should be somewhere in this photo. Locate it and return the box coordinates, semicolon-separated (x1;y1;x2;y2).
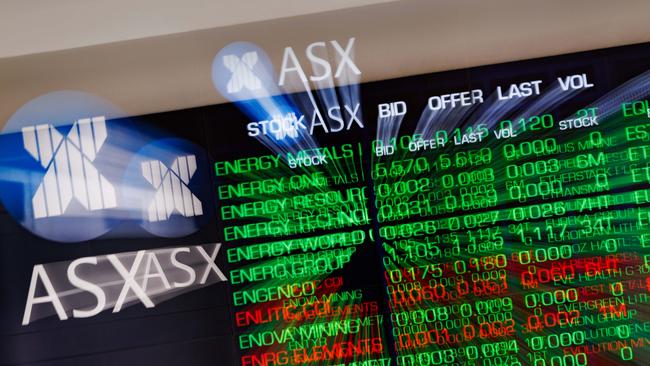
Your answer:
1;42;650;366
215;43;650;366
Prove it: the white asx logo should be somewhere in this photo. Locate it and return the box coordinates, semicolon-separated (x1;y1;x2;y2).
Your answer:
141;155;203;222
223;51;262;93
21;117;117;219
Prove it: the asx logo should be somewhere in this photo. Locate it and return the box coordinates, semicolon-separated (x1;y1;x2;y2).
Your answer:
246;103;363;140
212;38;364;142
223;51;262;93
125;137;212;239
0;92;212;242
212;37;361;98
22;243;227;325
141;155;204;222
21;117;117;219
277;37;361;86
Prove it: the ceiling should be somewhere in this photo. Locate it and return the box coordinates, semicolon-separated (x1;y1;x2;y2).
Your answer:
0;0;396;58
1;0;649;128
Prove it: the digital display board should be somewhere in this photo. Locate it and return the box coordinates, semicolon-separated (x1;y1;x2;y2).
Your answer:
1;41;649;366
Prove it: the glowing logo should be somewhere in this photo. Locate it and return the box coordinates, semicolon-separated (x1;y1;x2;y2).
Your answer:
21;117;117;219
123;138;213;238
141;155;203;222
0;91;126;242
21;243;227;325
223;52;262;93
0;91;213;242
211;42;277;101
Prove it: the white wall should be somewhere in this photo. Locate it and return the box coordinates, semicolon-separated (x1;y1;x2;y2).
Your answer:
1;0;649;127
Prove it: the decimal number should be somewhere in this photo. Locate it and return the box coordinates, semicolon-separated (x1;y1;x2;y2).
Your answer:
372;157;430;178
499;114;554;133
438;147;492;169
503;138;558;160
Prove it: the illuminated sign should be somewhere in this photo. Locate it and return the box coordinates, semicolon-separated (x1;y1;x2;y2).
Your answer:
21;116;117;219
2;43;650;366
22;243;227;325
209;42;650;366
0;92;124;242
224;51;263;93
278;37;361;86
0;97;213;241
212;38;364;142
140;155;203;222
